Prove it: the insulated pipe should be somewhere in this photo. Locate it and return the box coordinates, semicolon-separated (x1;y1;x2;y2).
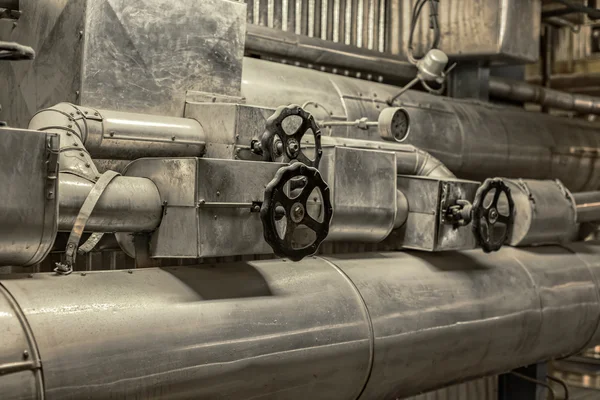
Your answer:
2;244;600;399
319;136;455;178
242;58;600;191
574;191;600;223
245;27;600;117
58;173;162;232
29;103;206;160
489;77;600;115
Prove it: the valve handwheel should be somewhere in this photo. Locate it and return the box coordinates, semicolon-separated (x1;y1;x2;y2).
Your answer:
261;104;323;168
261;162;333;261
472;178;515;253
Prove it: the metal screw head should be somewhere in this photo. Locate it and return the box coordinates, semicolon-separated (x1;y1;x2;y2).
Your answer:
488;208;499;224
23;350;29;359
252;204;261;213
291;203;305;223
287;139;300;157
216;191;221;197
109;131;115;137
171;136;176;141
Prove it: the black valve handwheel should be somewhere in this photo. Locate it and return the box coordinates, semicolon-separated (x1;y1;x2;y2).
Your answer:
261;104;323;168
261;163;333;261
472;178;515;253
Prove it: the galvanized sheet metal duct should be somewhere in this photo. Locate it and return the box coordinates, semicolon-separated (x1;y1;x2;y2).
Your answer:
58;173;162;233
242;58;600;191
2;244;600;399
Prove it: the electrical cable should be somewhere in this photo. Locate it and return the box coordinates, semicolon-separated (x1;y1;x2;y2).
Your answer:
547;375;569;400
546;0;600;20
407;0;440;65
509;371;556;400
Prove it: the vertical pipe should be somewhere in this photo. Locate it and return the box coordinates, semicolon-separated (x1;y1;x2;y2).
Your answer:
542;25;553;113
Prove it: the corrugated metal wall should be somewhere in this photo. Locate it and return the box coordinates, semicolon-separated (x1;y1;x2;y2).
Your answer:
244;0;449;55
246;0;389;52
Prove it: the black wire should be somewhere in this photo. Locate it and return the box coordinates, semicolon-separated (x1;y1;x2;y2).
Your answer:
547;375;570;400
545;0;600;19
407;0;441;63
509;371;556;400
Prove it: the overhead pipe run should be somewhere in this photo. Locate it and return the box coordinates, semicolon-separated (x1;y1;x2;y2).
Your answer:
489;77;600;115
29;103;206;160
2;244;600;399
245;26;600;116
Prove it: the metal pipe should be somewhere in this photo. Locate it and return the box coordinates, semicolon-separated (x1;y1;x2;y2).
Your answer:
242;58;600;191
574;191;600;223
245;25;600;117
58;173;163;232
488;77;600;116
29;103;206;160
246;24;417;81
319;136;455;178
2;244;600;399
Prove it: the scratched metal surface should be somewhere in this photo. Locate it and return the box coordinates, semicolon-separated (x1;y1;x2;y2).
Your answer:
81;0;246;117
0;0;246;126
0;0;85;128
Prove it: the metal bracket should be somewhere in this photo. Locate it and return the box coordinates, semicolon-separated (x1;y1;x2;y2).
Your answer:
55;170;120;275
45;134;60;201
196;199;263;213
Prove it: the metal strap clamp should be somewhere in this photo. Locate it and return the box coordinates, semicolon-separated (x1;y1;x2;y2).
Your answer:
54;170;120;275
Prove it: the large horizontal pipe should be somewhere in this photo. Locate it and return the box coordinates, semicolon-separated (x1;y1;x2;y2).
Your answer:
58;173;163;232
242;58;600;191
245;26;600;116
574;191;600;223
489;77;600;116
319;136;455;179
2;243;600;399
246;24;417;82
29;103;206;160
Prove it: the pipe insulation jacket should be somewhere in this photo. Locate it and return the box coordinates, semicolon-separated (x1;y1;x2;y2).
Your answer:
489;76;600;115
29;103;206;160
58;173;163;232
2;243;600;399
241;58;600;191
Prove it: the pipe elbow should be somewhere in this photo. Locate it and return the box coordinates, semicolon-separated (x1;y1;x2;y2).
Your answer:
415;148;456;178
28;103;90;140
28;103;100;182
